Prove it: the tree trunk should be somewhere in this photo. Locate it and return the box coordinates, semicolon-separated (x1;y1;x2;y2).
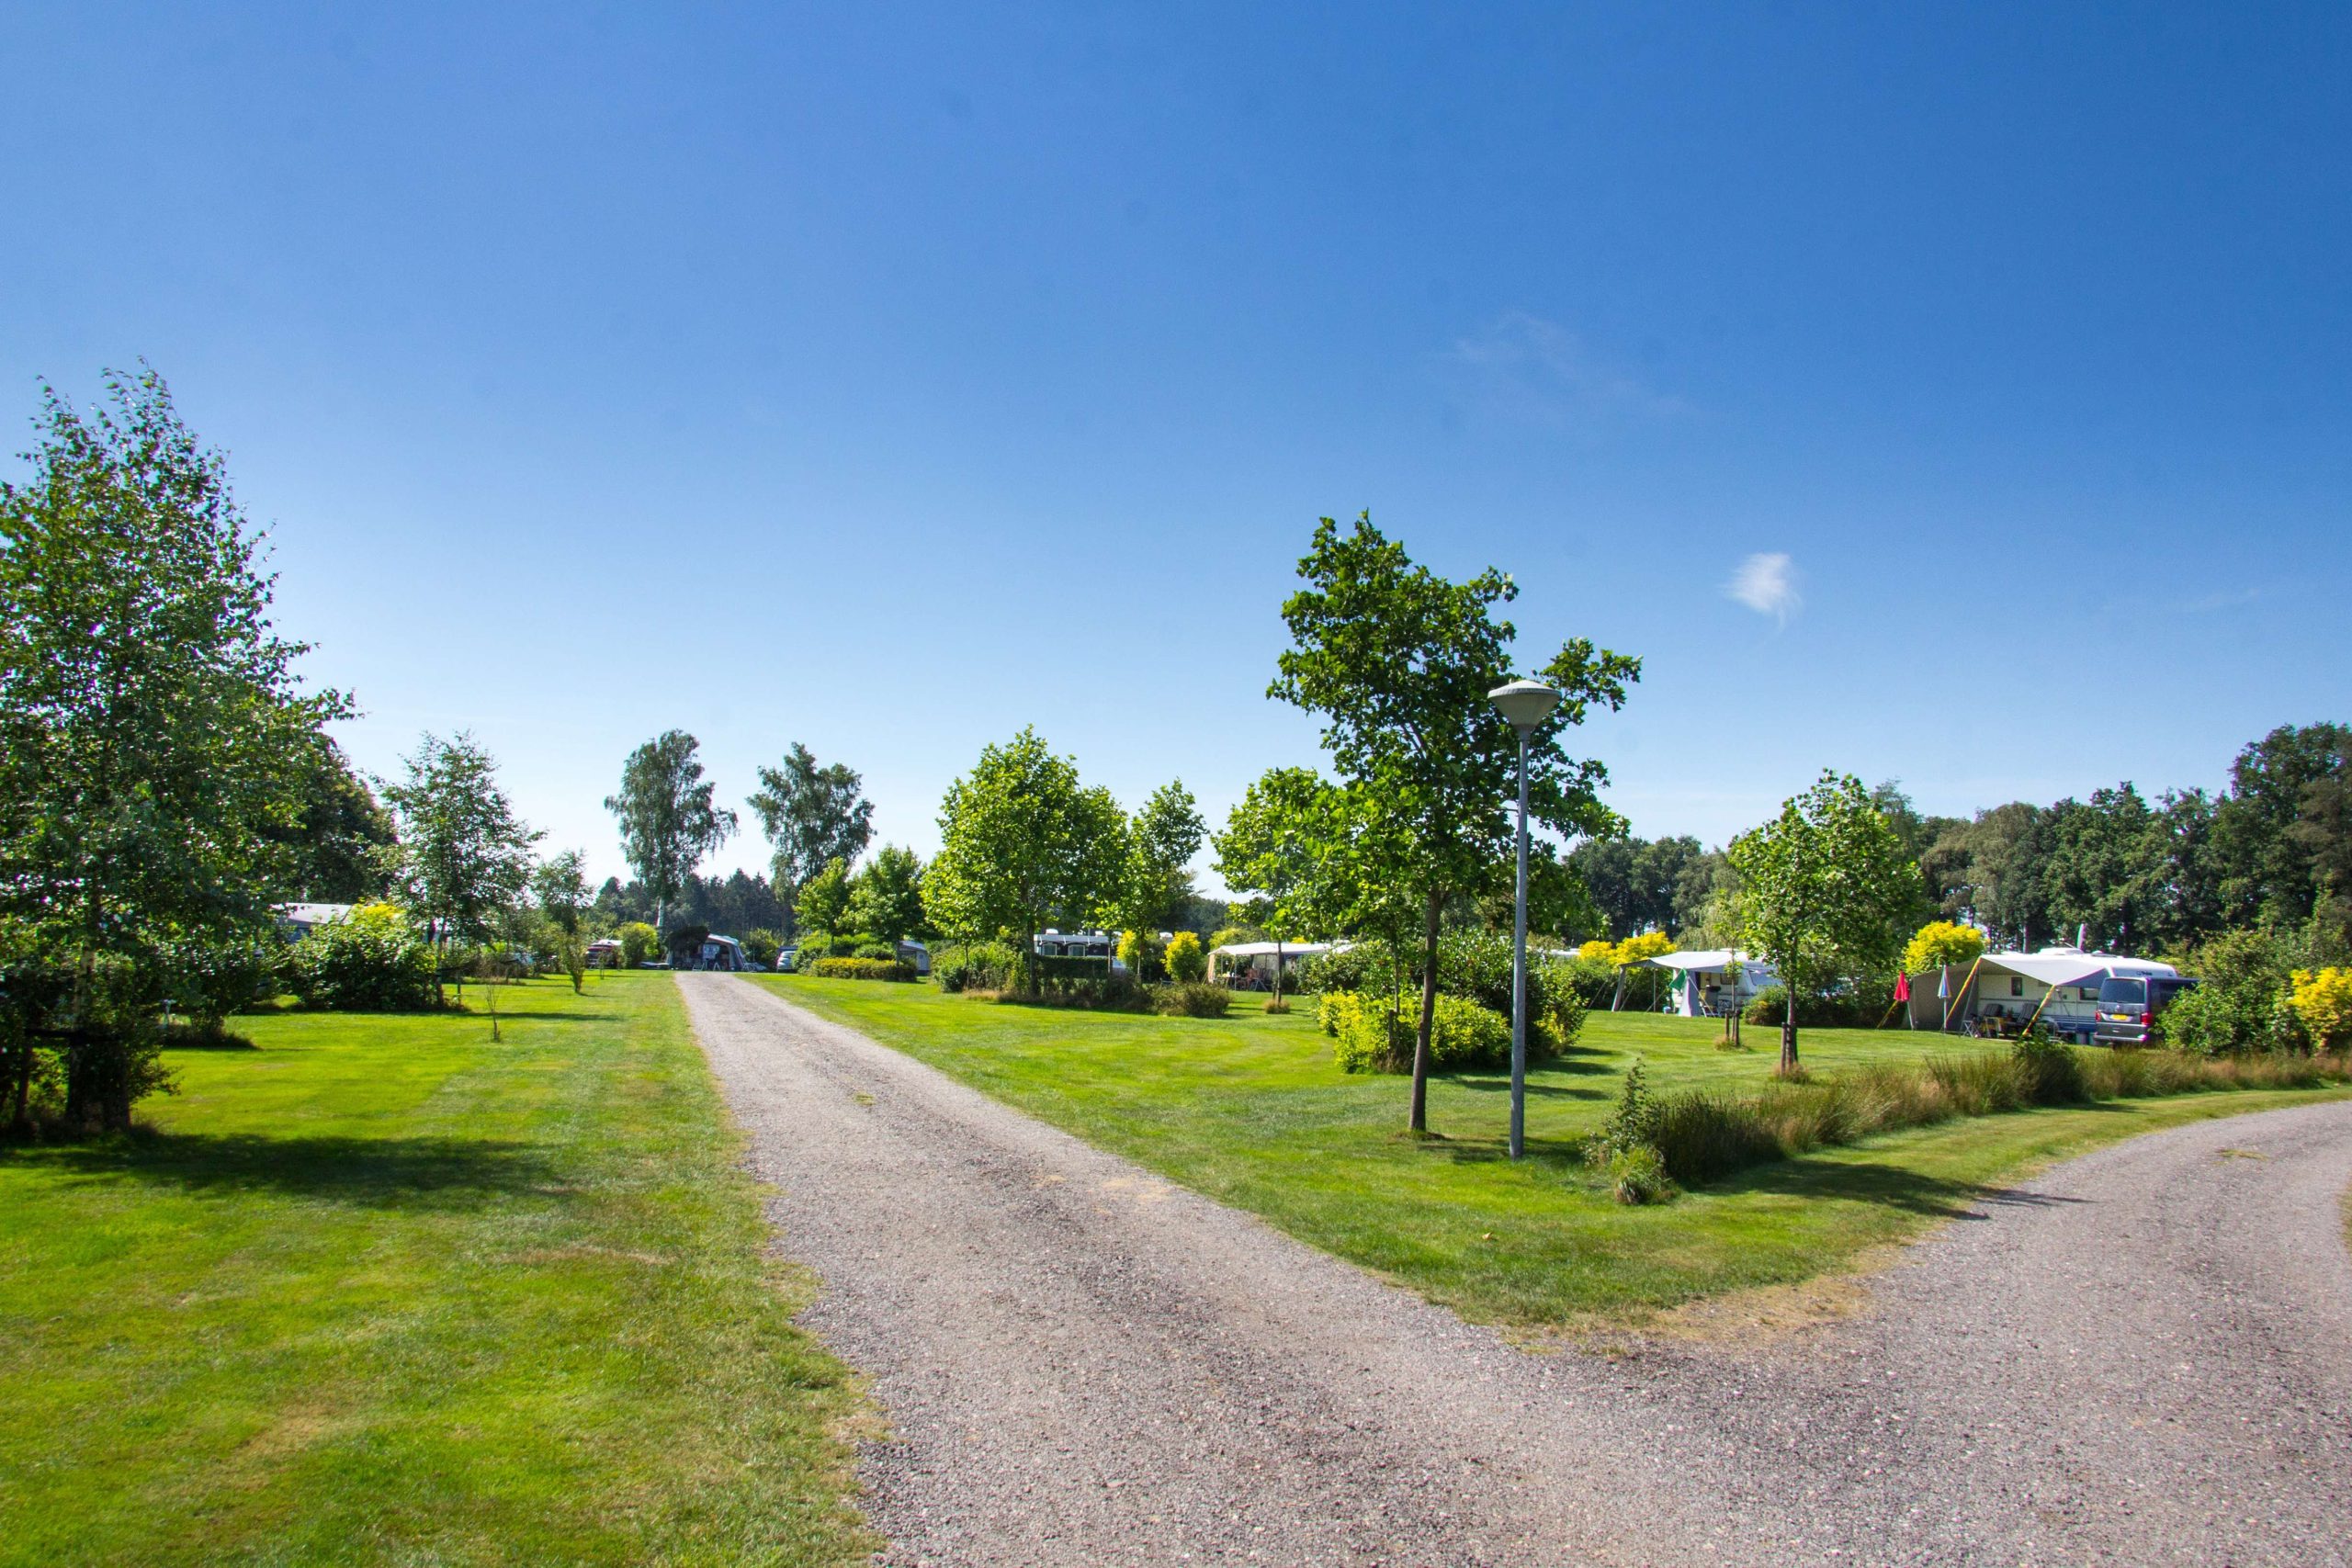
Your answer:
1409;890;1442;1133
1273;937;1284;1006
1780;983;1800;1075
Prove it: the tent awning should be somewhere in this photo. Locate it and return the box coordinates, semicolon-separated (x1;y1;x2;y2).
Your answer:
1948;949;2177;989
1643;949;1767;973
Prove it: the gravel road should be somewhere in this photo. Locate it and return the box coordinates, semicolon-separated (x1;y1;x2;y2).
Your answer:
677;975;2352;1568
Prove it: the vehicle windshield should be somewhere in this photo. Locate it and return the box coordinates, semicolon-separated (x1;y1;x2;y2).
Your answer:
2099;977;2148;1006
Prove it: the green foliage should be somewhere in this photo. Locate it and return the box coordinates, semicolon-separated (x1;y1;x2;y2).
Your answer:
1164;931;1207;983
273;739;399;902
1604;1145;1675;1206
616;921;660;968
851;942;898;962
159;939;276;1027
933;941;1020;993
1592;1058;1664;1159
1297;931;1586;1051
746;741;874;916
741;929;782;968
2288;966;2352;1050
1152;981;1231;1018
2009;1026;2088;1103
925;728;1127;994
283;916;438;1012
1330;992;1511;1074
794;858;853;938
2168;925;2312;1055
1206;924;1265;951
807;956;916;982
604;730;735;926
1741;982;1896;1030
845;844;927;944
1214;767;1344;947
384;731;541;985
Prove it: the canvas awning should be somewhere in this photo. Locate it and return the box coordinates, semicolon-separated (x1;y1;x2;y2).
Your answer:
1966;948;2177;989
1643;949;1763;973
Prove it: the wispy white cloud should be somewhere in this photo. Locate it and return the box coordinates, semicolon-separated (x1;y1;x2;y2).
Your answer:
1440;311;1685;428
1725;552;1801;624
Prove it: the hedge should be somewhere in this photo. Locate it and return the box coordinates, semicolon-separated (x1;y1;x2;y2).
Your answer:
808;956;917;982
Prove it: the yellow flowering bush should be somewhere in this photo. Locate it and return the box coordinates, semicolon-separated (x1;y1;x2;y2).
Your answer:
1611;931;1675;966
1902;919;1984;976
2288;966;2352;1049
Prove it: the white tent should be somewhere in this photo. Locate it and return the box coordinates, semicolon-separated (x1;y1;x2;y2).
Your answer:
1207;941;1336;987
1905;947;2177;1038
1642;949;1778;1017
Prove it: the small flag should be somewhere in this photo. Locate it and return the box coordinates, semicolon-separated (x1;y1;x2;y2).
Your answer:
1937;969;1950;1000
1894;972;1911;1003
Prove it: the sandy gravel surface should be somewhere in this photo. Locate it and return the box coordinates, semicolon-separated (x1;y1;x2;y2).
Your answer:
678;975;2352;1568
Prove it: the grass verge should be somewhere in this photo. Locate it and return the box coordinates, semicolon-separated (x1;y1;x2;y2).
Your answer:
754;975;2352;1328
0;972;876;1567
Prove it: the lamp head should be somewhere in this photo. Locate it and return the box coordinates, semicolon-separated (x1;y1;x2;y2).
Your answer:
1487;679;1561;733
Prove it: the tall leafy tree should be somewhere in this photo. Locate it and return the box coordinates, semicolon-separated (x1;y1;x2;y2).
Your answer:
1114;781;1204;952
1213;768;1335;1003
924;728;1126;995
276;739;400;903
795;859;853;938
0;367;351;1128
1728;771;1920;1072
846;845;928;945
1271;513;1638;1132
533;849;593;993
605;730;735;934
2212;723;2350;931
383;732;541;1001
747;742;875;921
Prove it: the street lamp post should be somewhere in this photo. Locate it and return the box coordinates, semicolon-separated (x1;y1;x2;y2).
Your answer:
1487;679;1561;1161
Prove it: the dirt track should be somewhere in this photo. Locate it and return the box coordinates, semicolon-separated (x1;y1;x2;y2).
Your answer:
678;974;2352;1567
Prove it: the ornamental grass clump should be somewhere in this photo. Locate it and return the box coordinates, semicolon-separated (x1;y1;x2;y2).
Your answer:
1585;1061;1676;1203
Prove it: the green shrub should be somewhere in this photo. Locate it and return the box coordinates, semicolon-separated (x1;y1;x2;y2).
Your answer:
1296;938;1403;998
284;919;437;1011
1605;1144;1675;1205
1317;990;1363;1038
1652;1090;1781;1185
934;941;1020;993
616;922;660;968
998;974;1149;1012
1557;954;1619;1009
1591;1058;1664;1158
2011;1027;2087;1103
741;929;782;968
807;957;916;982
1206;925;1264;953
852;942;898;962
1152;982;1230;1018
1330;993;1514;1074
1741;983;1893;1029
160;939;276;1026
1035;953;1111;984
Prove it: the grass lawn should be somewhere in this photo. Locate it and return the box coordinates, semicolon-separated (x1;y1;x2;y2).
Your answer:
0;972;876;1568
754;975;2352;1328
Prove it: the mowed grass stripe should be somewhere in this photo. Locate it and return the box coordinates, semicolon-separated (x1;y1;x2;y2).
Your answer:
754;975;2352;1325
0;972;876;1567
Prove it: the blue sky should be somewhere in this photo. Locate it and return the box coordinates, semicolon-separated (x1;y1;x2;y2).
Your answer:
6;3;2347;888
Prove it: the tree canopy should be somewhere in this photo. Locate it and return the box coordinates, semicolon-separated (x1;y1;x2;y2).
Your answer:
383;732;541;997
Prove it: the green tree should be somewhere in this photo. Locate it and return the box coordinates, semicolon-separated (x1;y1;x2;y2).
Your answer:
1114;780;1204;953
274;739;399;902
1213;767;1338;1006
532;849;593;993
746;742;875;924
1270;513;1638;1132
0;367;353;1129
795;858;853;938
1728;771;1920;1072
924;728;1126;996
2211;724;2351;931
605;730;735;936
845;845;928;945
382;732;541;1004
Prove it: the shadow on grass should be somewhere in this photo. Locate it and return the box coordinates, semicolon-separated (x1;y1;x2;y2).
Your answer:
1446;1077;1610;1101
1712;1157;2089;1219
11;1131;559;1209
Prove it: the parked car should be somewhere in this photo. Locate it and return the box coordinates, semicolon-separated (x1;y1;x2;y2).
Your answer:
775;946;798;971
2093;973;2200;1046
